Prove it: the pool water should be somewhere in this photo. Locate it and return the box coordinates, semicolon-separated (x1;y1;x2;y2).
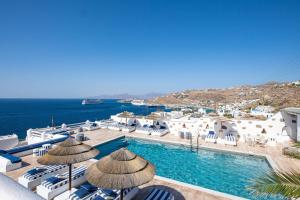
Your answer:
95;137;284;200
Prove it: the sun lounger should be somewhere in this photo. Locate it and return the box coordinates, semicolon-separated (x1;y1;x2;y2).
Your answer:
121;125;136;133
98;187;139;200
205;131;217;143
18;165;68;190
107;122;122;131
59;184;138;200
95;120;114;129
135;125;152;135
224;133;237;146
151;128;169;137
67;182;99;200
37;166;87;200
81;123;100;131
145;188;174;200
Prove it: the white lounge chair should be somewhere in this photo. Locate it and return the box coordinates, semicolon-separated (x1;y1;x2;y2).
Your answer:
37;166;87;200
97;187;139;200
205;131;217;143
121;126;136;133
81;123;100;131
151;128;169;137
224;133;237;146
95;120;114;129
107;123;122;131
145;188;174;200
135;125;152;135
55;183;138;200
18;165;68;190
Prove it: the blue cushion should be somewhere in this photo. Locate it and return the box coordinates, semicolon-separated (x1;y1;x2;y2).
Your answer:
93;196;105;200
74;188;90;198
208;131;215;135
27;168;47;175
102;189;118;198
46;177;64;184
1;153;21;163
80;182;97;192
0;149;7;155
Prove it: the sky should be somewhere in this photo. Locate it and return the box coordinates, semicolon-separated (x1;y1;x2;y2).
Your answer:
0;0;300;98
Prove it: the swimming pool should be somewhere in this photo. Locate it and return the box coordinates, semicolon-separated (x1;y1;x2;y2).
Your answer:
95;137;284;200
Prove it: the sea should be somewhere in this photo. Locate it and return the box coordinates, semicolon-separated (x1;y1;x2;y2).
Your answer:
0;99;168;140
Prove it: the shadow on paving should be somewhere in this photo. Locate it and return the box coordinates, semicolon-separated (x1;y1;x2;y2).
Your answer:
133;185;185;200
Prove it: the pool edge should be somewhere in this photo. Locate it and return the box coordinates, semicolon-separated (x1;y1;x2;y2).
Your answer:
155;175;249;200
125;135;279;171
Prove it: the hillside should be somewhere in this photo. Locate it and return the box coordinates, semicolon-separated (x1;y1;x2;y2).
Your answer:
148;81;300;111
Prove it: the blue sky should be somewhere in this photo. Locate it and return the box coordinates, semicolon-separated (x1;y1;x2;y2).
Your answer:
0;0;299;98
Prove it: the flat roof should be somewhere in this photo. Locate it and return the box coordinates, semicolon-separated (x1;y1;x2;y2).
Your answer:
282;107;300;115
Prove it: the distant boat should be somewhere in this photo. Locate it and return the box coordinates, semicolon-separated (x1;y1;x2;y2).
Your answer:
0;134;19;150
117;99;132;103
131;99;145;106
82;99;102;105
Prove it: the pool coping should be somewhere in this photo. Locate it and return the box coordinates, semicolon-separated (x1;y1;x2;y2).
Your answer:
155;175;248;200
90;135;125;148
125;135;279;171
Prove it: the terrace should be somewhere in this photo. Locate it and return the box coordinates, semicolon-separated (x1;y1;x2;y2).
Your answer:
4;128;300;200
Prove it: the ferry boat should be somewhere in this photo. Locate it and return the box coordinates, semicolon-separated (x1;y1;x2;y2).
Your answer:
81;99;102;105
0;134;19;150
131;99;145;106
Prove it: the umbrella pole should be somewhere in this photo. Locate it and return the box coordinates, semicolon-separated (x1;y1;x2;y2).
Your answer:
68;164;72;192
120;188;123;200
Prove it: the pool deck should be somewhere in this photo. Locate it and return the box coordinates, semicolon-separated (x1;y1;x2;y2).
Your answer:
5;128;300;200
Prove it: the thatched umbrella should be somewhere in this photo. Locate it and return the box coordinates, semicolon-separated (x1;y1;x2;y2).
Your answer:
145;112;161;126
86;148;155;200
118;111;134;125
37;137;99;194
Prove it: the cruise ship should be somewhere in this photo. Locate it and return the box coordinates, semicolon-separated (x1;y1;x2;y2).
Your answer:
131;99;145;106
81;99;102;105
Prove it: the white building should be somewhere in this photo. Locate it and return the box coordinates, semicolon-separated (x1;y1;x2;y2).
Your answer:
250;106;275;118
281;107;300;141
112;109;292;146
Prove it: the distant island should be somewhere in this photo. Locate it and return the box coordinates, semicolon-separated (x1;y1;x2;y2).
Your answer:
87;93;165;100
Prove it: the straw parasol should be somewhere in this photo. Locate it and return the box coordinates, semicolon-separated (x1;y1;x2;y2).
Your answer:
37;137;99;194
118;111;134;125
145;112;161;126
86;148;155;200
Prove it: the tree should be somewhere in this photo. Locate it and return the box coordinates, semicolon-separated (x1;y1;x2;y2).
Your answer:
249;171;300;199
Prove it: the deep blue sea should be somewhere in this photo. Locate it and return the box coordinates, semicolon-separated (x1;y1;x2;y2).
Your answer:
0;99;167;139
